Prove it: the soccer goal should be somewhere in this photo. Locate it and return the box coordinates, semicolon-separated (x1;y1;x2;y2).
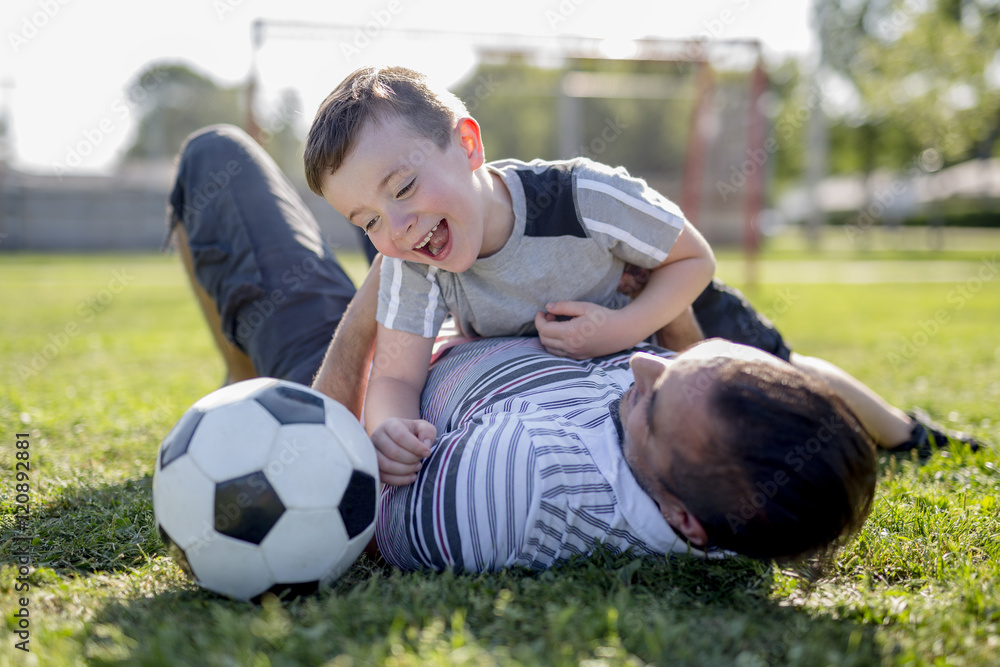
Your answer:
245;22;768;251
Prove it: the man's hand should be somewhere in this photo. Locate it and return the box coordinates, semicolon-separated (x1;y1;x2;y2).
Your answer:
617;263;651;299
534;301;621;360
371;417;436;486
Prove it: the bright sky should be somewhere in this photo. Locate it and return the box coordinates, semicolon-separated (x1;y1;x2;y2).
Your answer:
0;0;816;175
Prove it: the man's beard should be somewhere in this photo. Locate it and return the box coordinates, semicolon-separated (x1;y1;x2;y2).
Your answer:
608;393;626;448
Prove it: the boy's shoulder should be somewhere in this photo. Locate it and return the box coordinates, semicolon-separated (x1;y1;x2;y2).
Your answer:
488;156;571;174
488;156;635;184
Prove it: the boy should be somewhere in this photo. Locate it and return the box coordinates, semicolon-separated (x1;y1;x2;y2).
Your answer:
303;66;982;486
305;66;716;485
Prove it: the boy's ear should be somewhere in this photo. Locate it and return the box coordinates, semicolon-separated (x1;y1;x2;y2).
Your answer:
455;117;485;170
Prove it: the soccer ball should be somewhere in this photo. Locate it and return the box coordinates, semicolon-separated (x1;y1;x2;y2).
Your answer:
152;378;379;601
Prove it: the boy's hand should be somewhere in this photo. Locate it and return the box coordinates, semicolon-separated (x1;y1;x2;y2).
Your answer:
534;301;621;360
370;418;436;486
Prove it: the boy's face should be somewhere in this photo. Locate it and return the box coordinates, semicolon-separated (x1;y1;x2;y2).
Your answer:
320;114;490;273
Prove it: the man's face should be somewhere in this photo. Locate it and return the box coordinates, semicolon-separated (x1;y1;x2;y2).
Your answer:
618;351;712;507
619;340;786;509
319;114;489;274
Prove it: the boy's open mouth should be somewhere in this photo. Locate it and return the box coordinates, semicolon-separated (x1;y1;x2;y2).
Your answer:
413;219;449;257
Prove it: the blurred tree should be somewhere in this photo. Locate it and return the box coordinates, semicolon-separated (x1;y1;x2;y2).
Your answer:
815;0;1000;166
123;63;244;162
451;57;698;176
122;62;303;178
451;59;562;162
0;108;10;165
254;88;305;180
767;57;809;191
570;57;696;177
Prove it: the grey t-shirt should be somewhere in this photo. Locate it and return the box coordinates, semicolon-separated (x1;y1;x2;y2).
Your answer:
377;157;686;339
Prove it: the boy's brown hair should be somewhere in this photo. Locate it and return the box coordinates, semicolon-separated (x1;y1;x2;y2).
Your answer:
304;65;468;196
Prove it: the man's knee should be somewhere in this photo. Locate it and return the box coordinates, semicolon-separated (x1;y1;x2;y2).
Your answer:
169;125;255;230
174;125;261;187
179;124;256;161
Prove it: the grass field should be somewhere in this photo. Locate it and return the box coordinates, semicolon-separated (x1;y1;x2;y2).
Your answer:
2;232;999;665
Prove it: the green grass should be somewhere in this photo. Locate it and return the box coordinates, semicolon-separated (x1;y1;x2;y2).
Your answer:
2;240;999;666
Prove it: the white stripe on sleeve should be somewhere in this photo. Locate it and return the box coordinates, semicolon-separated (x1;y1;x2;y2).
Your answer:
581;218;669;264
423;267;440;338
577;178;686;229
383;258;404;330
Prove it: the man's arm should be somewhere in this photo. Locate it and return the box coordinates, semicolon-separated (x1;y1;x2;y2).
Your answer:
311;255;382;420
655;306;705;352
310;252;438;485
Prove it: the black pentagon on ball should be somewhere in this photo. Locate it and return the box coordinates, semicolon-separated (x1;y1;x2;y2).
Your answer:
339;470;377;539
254;384;326;425
160;408;205;470
214;471;286;545
158;524;197;580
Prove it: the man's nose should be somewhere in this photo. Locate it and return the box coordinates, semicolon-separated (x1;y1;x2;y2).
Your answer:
629;352;665;394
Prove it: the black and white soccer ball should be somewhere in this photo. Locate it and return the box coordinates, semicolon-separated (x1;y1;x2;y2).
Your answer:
153;378;379;601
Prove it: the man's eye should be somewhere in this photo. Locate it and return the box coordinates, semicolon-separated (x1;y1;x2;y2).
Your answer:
397;179;415;198
365;216;379;234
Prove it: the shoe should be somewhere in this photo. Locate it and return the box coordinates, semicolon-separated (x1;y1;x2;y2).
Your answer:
894;407;982;457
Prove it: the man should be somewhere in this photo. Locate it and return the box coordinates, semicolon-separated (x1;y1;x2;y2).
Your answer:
374;335;876;569
164;124;924;568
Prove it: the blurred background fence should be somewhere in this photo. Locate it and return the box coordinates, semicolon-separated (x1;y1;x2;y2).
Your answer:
0;161;360;252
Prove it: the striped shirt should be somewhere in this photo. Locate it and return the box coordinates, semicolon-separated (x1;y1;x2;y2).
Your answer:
377;157;686;338
375;336;721;571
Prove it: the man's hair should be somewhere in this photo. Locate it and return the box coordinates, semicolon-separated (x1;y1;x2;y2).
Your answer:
304;65;469;196
661;358;877;562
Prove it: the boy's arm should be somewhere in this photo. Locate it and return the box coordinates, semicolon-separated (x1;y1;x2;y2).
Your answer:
616;263;705;351
365;324;437;485
535;220;715;359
